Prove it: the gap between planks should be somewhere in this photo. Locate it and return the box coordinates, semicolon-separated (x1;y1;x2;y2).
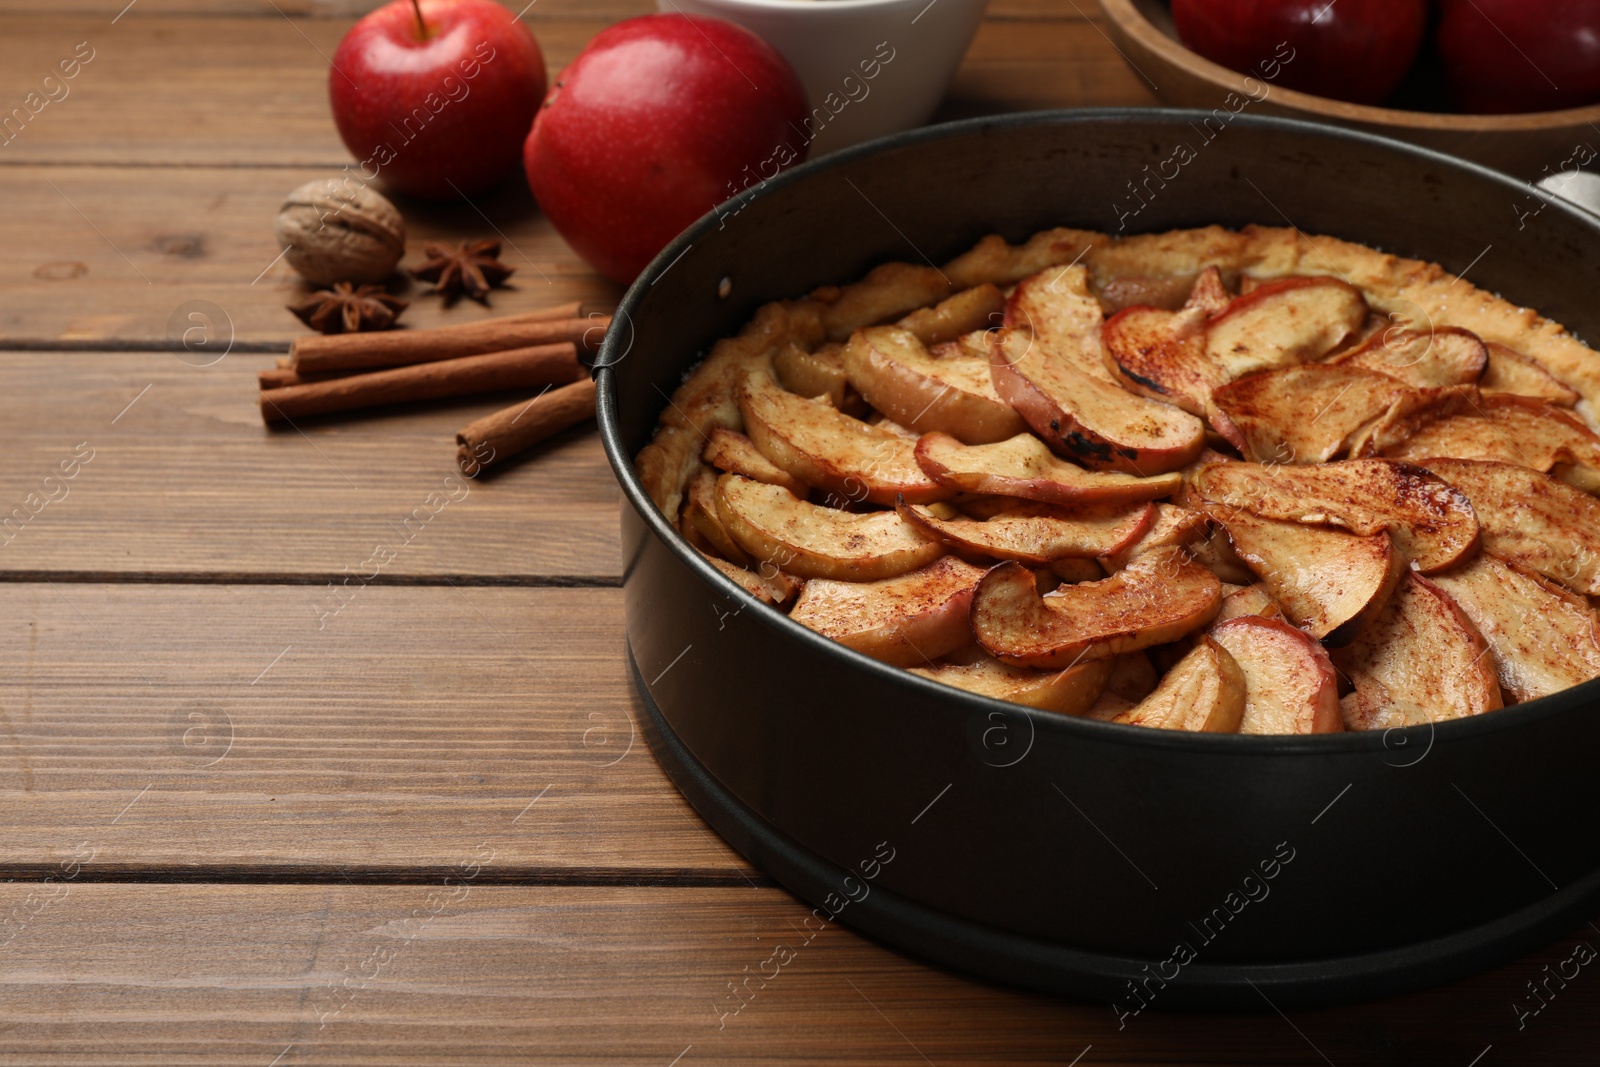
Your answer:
0;864;771;887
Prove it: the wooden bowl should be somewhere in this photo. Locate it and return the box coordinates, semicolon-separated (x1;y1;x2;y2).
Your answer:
1097;0;1600;179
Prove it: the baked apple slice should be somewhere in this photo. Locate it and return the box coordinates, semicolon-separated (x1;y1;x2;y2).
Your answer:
1189;525;1258;585
1193;459;1480;573
1101;304;1228;422
789;555;985;667
896;283;1004;346
990;327;1206;475
702;427;808;497
1481;342;1580;406
1328;326;1487;389
1206;504;1403;645
773;341;848;408
1422;458;1600;595
1381;394;1600;493
1003;263;1119;383
699;551;801;607
911;652;1113;715
1096;273;1203;314
1110;637;1246;733
971;547;1221;667
1203;275;1367;379
914;431;1182;505
1215;582;1283;622
1184;265;1234;315
1085;650;1161;719
841;325;1026;444
1430;556;1600;704
715;475;945;581
896;499;1154;564
682;466;751;565
1334;571;1502;730
1210;616;1342;734
738;370;951;505
1100;503;1210;572
1212;363;1411;464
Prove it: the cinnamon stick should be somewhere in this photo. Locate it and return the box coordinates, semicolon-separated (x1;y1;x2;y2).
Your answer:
260;342;583;425
290;303;608;374
258;365;355;390
456;378;598;477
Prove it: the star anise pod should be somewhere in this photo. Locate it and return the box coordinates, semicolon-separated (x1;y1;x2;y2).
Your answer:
287;283;408;335
409;238;515;305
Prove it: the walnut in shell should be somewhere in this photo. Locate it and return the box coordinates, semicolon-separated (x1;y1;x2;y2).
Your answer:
274;178;406;286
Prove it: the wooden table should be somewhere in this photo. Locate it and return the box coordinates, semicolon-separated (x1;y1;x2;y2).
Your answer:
0;2;1595;1063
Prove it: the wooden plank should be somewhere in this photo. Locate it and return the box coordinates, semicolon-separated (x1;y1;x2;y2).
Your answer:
0;0;652;16
0;881;1593;1064
0;352;620;578
0;583;756;877
0;165;616;346
0;14;612;167
0;0;1091;16
0;14;1141;169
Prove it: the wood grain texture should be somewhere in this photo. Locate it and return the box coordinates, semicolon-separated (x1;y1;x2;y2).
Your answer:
0;165;616;346
0;882;1595;1066
0;12;1135;168
0;4;1587;1063
0;353;619;578
0;582;756;877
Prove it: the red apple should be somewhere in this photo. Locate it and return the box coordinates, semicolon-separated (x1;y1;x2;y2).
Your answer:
1171;0;1427;106
524;14;809;286
330;0;547;199
1438;0;1600;114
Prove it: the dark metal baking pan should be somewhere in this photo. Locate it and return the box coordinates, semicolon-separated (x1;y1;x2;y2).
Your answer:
594;109;1600;1007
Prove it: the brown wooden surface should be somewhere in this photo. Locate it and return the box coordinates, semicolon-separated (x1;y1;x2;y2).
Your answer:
0;3;1588;1064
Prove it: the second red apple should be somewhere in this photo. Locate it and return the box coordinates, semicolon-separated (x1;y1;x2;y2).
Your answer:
524;14;809;286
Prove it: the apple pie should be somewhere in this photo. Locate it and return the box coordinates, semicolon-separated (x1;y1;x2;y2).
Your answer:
636;225;1600;734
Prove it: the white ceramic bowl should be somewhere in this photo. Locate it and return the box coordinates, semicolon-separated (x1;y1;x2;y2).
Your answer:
658;0;990;155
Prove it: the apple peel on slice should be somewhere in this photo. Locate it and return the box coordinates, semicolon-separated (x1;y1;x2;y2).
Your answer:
1214;582;1283;622
914;431;1181;506
715;474;945;581
1333;571;1502;731
1203;275;1367;379
1481;342;1579;406
1422;457;1600;595
911;653;1113;715
1381;394;1600;493
1101;305;1230;423
1210;616;1342;734
1193;458;1480;574
990;327;1206;475
738;369;952;505
896;498;1154;565
1206;504;1403;646
789;555;985;667
841;325;1025;444
971;546;1221;667
1110;637;1246;733
1430;555;1600;704
1100;503;1210;572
